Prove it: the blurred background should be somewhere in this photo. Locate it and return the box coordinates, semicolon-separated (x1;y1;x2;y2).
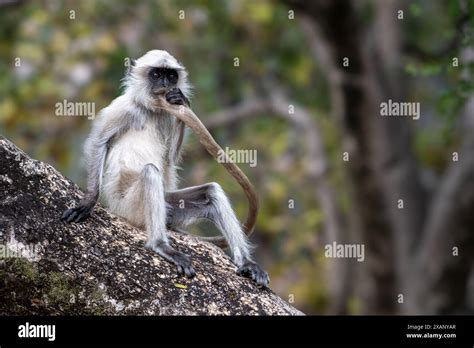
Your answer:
1;0;474;315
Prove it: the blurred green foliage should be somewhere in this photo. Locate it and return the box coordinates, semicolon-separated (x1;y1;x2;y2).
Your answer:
0;0;470;314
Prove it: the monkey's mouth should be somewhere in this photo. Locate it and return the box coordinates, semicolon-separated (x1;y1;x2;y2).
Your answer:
152;87;169;96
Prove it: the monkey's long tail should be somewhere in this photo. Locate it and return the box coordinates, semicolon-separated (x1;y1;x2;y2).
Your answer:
160;99;259;248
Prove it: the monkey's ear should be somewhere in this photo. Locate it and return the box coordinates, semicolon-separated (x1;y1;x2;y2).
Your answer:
127;58;136;75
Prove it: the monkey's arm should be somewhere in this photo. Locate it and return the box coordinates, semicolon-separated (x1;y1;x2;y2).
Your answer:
62;114;124;223
166;88;189;164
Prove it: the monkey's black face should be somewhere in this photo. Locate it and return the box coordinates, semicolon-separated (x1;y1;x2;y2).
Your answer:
149;67;179;95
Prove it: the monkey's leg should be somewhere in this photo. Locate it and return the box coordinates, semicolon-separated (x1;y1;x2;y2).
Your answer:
166;183;269;287
139;163;195;278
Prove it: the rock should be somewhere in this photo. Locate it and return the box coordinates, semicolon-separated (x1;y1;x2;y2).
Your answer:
0;136;303;315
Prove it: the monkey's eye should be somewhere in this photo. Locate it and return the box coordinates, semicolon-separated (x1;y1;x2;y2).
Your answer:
149;69;161;80
167;70;178;83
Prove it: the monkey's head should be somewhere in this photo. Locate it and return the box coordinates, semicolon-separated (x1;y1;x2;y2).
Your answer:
124;50;192;110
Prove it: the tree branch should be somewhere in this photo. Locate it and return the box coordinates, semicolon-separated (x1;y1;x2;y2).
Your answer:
409;94;474;314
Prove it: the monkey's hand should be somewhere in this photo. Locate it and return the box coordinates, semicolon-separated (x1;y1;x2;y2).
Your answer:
147;241;196;278
165;87;190;106
237;260;270;288
61;203;94;223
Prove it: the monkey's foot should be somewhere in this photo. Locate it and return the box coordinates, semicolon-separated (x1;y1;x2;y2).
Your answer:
237;261;270;288
147;241;196;278
61;205;92;223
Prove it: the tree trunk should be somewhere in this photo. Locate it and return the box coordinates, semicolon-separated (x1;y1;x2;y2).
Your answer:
286;0;399;314
0;136;302;315
284;0;474;314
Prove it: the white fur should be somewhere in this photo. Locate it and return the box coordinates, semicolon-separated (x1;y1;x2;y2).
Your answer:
84;50;252;268
123;50;192;111
208;182;252;265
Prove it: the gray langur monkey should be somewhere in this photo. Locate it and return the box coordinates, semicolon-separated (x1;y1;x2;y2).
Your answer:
62;50;269;287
